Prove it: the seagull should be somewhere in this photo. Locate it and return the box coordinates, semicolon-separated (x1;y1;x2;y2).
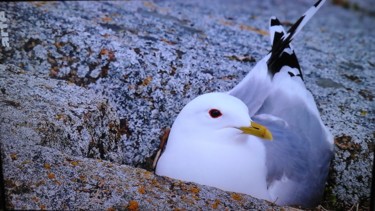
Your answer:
155;0;334;208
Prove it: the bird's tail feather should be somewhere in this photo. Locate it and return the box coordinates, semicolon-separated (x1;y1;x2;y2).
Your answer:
267;0;326;80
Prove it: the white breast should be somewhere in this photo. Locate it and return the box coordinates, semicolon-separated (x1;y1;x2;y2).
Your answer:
156;129;271;201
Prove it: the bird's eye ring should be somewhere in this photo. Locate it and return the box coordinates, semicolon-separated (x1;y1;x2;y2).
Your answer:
209;109;222;118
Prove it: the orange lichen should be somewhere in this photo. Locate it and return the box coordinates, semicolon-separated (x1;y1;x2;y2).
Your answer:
138;186;146;194
219;19;235;26
151;179;159;187
49;66;59;77
54;180;61;186
143;1;157;10
101;16;112;22
143;171;153;179
32;196;40;203
98;179;105;188
43;163;51;170
142;76;153;86
335;135;360;151
218;18;268;36
102;33;111;38
40;204;46;210
70;160;79;166
47;172;56;179
212;199;221;209
35;180;46;187
231;193;243;201
99;48;116;61
54;41;64;48
239;24;268;36
100;48;109;55
55;113;67;121
10;153;17;160
127;200;139;211
226;55;255;63
31;2;47;7
190;186;200;194
79;174;86;182
161;38;177;45
360;109;367;116
106;207;115;211
108;51;116;61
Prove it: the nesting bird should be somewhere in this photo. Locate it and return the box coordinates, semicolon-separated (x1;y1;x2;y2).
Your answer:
155;0;333;207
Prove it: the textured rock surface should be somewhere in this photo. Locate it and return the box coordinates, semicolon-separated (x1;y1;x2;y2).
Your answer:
0;0;374;210
0;64;280;210
0;64;124;163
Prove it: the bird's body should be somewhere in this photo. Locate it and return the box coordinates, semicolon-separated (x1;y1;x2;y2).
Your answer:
155;0;333;208
156;93;271;200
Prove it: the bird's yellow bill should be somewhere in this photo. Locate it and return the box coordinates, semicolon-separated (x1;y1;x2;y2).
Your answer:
239;122;273;140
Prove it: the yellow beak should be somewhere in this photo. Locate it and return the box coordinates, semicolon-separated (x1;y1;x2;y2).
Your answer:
239;122;273;140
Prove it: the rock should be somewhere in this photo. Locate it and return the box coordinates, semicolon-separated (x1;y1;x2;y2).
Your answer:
0;64;125;163
0;64;280;210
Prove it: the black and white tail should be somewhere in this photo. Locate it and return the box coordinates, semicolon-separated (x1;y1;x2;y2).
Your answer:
267;0;326;80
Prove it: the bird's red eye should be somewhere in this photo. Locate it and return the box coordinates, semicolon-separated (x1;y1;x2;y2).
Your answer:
209;109;222;118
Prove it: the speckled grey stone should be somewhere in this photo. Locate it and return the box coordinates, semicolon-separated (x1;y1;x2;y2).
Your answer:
0;64;282;210
0;64;125;163
0;0;374;210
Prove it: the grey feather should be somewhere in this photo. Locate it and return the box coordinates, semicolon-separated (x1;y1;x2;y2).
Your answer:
229;0;333;207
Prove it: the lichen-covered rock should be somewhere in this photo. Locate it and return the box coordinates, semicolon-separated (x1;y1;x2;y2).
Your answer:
0;66;280;210
2;134;281;210
0;64;125;163
0;0;374;210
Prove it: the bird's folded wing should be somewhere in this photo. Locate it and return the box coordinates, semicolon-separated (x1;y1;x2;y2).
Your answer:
231;0;332;206
252;113;333;206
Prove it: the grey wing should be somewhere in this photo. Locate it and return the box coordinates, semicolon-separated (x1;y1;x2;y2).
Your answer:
255;0;330;131
230;0;333;207
256;64;333;208
253;113;333;207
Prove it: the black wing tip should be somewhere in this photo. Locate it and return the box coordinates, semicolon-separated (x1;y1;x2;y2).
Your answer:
270;17;281;26
314;0;323;7
286;15;305;39
270;51;304;80
266;0;326;80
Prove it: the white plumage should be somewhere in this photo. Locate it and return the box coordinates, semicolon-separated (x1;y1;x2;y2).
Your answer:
156;93;271;200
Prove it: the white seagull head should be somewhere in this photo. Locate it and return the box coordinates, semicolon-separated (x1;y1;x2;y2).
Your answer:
171;92;272;143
